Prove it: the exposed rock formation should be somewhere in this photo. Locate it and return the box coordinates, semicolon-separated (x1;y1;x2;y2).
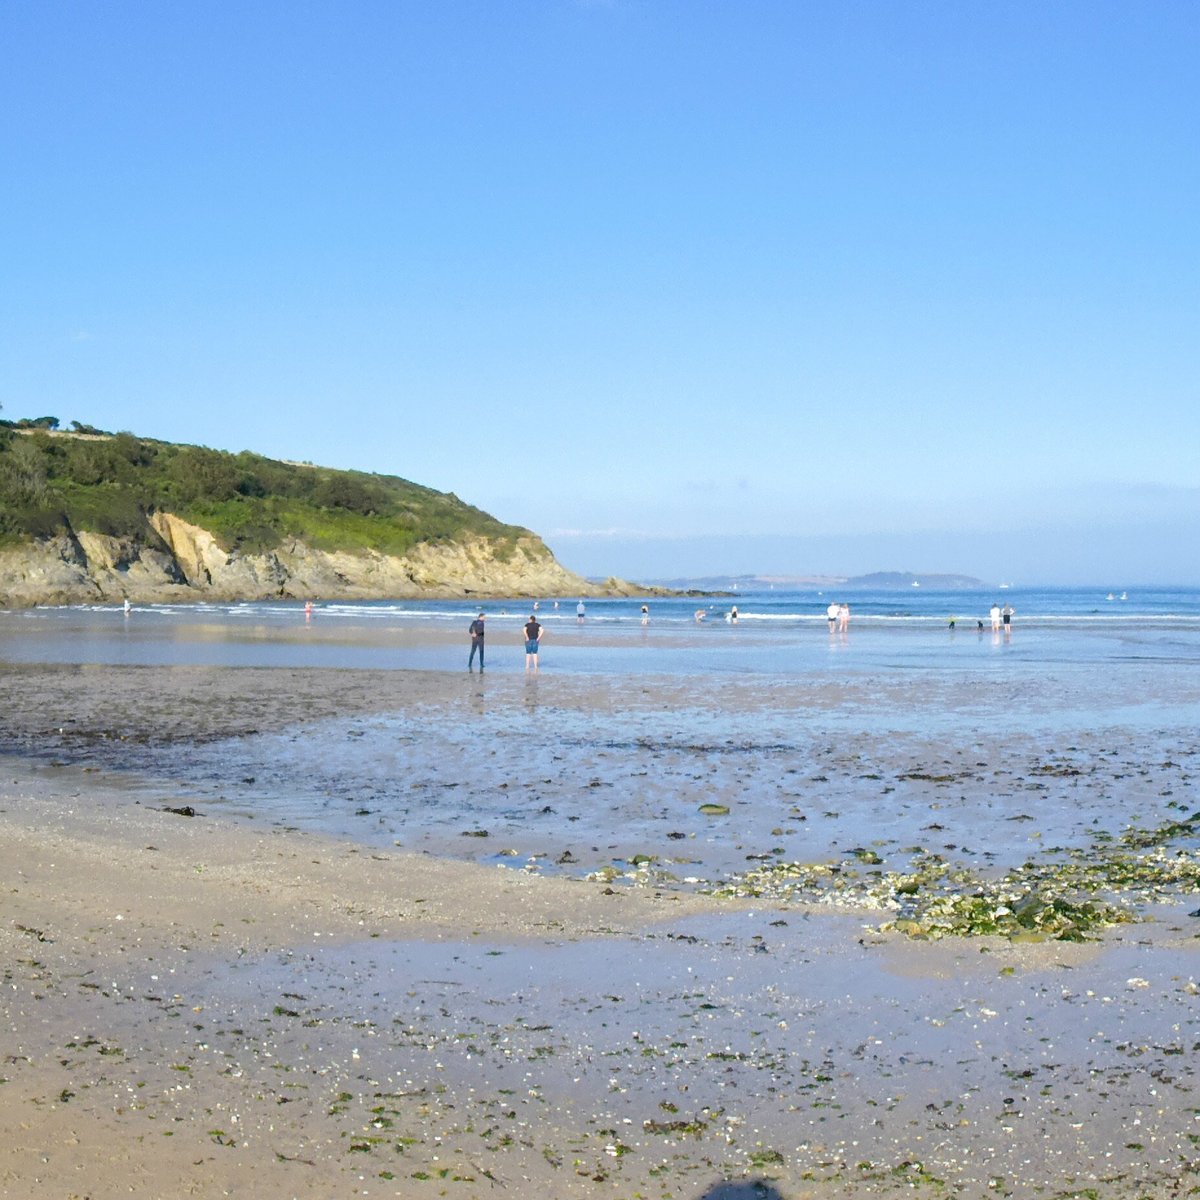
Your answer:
0;512;636;607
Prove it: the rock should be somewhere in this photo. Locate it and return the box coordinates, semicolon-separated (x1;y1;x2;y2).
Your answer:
0;515;640;606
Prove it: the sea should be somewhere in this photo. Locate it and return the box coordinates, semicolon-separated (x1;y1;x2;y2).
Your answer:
2;583;1199;674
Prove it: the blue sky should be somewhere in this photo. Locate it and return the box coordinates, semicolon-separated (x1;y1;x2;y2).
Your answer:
3;1;1197;584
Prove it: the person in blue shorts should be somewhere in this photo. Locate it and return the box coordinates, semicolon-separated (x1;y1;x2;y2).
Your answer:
524;614;542;672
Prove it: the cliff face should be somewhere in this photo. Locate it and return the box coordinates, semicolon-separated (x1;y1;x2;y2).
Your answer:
0;513;624;607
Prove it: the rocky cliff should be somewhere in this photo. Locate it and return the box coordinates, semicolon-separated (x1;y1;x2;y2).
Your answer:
0;512;632;607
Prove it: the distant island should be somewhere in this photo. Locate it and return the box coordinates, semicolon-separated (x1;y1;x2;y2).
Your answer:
846;571;987;589
0;417;644;607
649;571;987;592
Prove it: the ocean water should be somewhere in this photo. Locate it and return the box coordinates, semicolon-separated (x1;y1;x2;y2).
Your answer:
2;584;1199;674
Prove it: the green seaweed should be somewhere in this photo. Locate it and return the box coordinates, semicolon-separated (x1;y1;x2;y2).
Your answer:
710;831;1200;941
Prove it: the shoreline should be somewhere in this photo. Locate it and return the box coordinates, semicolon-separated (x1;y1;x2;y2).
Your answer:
4;660;1198;894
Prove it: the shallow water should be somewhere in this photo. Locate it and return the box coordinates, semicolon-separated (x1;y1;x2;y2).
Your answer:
3;587;1200;676
3;594;1199;893
193;911;1200;1193
145;689;1195;887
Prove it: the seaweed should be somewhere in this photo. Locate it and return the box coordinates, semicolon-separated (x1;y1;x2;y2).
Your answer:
710;826;1200;941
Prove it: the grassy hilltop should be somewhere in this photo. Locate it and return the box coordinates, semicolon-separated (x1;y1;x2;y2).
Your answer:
0;418;527;561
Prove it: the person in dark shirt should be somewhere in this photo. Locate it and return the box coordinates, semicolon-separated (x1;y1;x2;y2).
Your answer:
468;612;486;670
524;615;542;672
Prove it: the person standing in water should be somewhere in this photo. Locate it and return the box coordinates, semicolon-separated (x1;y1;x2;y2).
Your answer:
524;613;543;671
576;600;586;622
468;612;486;670
990;602;1002;632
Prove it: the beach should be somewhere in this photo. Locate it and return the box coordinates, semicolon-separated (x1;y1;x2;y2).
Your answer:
2;641;1199;1199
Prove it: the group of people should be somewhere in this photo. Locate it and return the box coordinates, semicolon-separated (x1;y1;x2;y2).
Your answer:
825;600;851;631
468;609;545;672
989;602;1015;633
386;596;1020;672
470;597;655;669
948;603;1015;633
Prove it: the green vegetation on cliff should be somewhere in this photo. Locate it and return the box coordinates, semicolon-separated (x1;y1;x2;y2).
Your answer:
0;422;530;559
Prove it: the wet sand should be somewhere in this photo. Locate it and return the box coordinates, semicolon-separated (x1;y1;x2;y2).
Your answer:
2;664;1199;1198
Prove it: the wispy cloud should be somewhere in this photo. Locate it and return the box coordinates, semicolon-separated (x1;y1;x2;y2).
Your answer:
71;330;95;342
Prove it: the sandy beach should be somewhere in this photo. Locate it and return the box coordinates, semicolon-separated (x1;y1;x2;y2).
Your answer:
3;662;1200;1199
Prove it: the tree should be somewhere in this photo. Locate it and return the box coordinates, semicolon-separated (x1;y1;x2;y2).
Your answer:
0;437;52;504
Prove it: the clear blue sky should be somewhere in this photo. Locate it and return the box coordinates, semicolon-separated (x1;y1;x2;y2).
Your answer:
3;1;1197;584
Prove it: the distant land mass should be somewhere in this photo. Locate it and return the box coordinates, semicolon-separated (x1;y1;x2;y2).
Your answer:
846;571;987;589
650;571;987;592
0;417;646;606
